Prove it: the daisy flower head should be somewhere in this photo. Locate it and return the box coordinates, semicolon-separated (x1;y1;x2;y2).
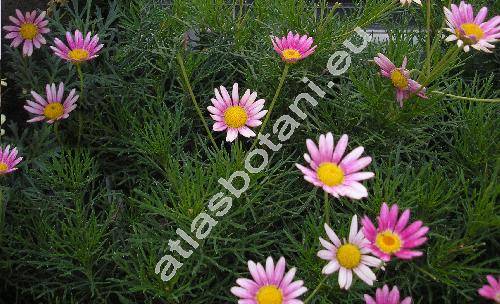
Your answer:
271;31;317;63
400;0;421;6
208;83;267;142
362;203;429;262
364;285;412;304
51;30;103;63
478;275;500;303
24;82;78;123
295;133;374;200
230;256;308;304
318;215;383;290
0;145;23;175
444;1;500;53
3;9;50;56
374;53;428;107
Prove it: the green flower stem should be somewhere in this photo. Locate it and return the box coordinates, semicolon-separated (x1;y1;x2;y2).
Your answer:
76;64;84;147
54;121;63;146
176;53;218;151
324;191;330;225
76;64;84;99
431;91;500;103
303;276;328;304
248;63;290;153
425;0;432;76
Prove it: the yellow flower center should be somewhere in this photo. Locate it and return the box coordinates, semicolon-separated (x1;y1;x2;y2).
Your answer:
223;106;247;128
282;48;302;62
20;23;38;40
336;243;362;269
317;162;344;187
68;49;90;61
256;285;283;304
390;70;408;89
43;103;64;120
459;23;485;42
375;230;402;254
0;162;8;172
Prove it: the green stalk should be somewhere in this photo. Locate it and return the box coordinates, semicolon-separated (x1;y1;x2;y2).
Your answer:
54;121;63;146
431;91;500;103
303;276;328;304
76;64;84;99
324;191;330;225
425;0;432;76
76;64;84;147
176;53;218;150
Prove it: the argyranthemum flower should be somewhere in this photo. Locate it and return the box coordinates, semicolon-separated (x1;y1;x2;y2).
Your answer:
295;133;374;200
478;275;500;303
400;0;421;5
271;31;317;63
24;82;78;123
208;83;267;142
364;285;412;304
230;256;308;304
318;215;383;290
362;203;429;262
444;1;500;53
374;53;428;107
50;30;104;63
3;9;50;56
0;145;23;175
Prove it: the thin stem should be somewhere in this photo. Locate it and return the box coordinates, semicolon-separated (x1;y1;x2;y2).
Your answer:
54;122;63;146
248;64;290;153
76;64;84;147
431;90;500;103
76;64;84;99
425;0;432;76
303;276;328;304
323;191;330;225
176;53;218;150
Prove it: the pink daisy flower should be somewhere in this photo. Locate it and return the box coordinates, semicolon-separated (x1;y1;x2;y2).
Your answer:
364;285;412;304
295;133;374;200
271;31;317;63
3;9;50;56
24;82;78;123
318;215;383;290
478;275;500;303
374;53;428;107
444;1;500;53
361;203;429;262
50;30;104;63
0;145;23;175
207;83;267;142
230;256;308;304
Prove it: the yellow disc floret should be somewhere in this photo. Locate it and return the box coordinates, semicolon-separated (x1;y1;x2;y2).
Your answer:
68;49;90;61
44;103;64;120
459;23;485;42
390;70;408;89
256;285;283;304
317;162;345;187
282;48;302;62
20;23;38;40
224;106;248;128
336;243;361;269
375;230;402;254
0;162;8;172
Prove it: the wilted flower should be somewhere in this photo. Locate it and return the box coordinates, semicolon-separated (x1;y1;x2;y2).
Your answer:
444;1;500;53
1;114;6;137
271;31;317;63
51;30;103;63
24;82;78;123
296;133;374;199
0;145;23;175
3;9;50;56
364;285;412;304
231;256;308;303
400;0;421;5
478;275;500;303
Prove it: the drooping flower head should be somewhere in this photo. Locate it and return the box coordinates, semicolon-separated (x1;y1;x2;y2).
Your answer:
478;275;500;303
318;215;383;290
24;82;78;123
374;53;428;107
271;31;317;63
400;0;421;6
296;133;374;200
3;9;50;56
230;256;308;304
364;285;412;304
51;30;103;63
362;203;429;262
208;83;267;142
444;1;500;53
0;145;23;175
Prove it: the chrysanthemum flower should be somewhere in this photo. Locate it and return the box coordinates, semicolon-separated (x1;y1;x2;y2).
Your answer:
361;203;429;262
208;83;267;142
271;31;317;63
478;275;500;303
364;285;412;304
0;145;23;175
318;215;383;290
24;82;78;123
444;1;500;53
295;133;374;199
3;9;50;56
50;30;103;63
400;0;421;5
230;256;308;304
374;53;428;107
